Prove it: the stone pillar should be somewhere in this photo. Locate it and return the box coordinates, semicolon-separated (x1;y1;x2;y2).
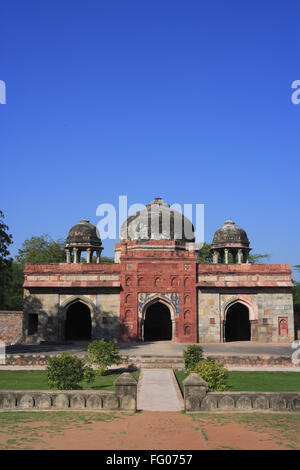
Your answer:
212;250;219;264
65;249;71;264
73;247;79;264
114;372;137;411
183;374;208;411
224;248;229;265
237;249;243;264
86;248;92;264
243;250;249;263
96;250;101;264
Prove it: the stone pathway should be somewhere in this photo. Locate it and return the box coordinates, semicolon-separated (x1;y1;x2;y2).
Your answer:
137;369;184;411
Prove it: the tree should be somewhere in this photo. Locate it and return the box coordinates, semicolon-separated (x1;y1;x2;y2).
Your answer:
0;211;13;309
293;266;300;319
197;243;213;264
248;253;270;264
15;234;65;264
0;262;24;311
0;211;12;263
81;255;114;263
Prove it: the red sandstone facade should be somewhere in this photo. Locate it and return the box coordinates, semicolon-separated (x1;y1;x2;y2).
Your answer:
117;240;198;343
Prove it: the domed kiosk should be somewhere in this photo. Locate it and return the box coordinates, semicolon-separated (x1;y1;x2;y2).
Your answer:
211;220;251;264
65;219;103;263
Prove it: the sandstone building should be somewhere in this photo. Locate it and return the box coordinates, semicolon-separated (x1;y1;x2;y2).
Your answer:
21;198;294;344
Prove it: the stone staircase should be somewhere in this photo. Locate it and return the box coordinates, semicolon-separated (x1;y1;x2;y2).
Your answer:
122;355;185;370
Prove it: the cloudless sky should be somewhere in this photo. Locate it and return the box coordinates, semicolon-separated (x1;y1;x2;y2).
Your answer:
0;0;299;279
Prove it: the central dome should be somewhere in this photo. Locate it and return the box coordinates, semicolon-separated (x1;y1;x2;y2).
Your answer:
120;198;195;242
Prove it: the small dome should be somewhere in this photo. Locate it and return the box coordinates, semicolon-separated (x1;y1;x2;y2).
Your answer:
211;220;250;248
120;198;195;242
65;219;102;248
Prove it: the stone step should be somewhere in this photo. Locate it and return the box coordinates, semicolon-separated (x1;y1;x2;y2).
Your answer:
136;356;185;369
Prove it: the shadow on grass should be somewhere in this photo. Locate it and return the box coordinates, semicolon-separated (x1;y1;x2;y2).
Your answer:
101;364;138;375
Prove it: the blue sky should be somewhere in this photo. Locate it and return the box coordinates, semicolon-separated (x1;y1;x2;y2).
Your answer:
0;1;299;279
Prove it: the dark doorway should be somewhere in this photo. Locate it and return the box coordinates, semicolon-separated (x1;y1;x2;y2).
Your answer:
144;302;172;341
225;303;251;342
65;302;92;340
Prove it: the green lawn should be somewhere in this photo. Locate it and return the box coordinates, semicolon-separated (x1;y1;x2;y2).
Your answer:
175;370;300;393
0;370;139;391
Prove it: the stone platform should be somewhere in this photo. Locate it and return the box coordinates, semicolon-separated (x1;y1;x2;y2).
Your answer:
2;340;297;368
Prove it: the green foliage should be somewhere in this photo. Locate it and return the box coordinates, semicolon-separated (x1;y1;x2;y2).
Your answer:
0;262;24;310
0;210;13;263
190;357;229;391
293;281;300;318
100;256;114;264
248;253;270;264
86;339;121;376
0;211;13;309
46;353;86;390
197;243;213;264
15;234;65;264
81;255;114;264
183;345;203;371
83;365;97;384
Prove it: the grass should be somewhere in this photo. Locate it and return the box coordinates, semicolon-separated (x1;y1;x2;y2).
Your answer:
0;411;122;450
0;410;298;450
174;370;300;393
0;370;140;390
188;412;300;449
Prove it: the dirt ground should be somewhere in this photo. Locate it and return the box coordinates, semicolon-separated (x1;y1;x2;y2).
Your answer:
0;410;299;450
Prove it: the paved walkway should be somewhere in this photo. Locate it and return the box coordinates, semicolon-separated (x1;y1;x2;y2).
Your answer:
137;369;184;411
5;340;294;357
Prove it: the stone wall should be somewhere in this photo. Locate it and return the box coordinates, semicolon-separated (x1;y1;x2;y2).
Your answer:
23;288;120;343
197;288;294;343
183;374;300;412
0;372;137;411
0;311;23;345
256;291;294;342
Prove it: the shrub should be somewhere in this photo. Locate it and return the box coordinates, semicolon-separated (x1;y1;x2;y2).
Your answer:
86;339;122;376
190;357;229;391
46;352;85;390
83;365;97;384
183;345;203;372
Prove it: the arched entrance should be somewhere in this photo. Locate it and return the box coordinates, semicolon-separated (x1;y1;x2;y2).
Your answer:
225;302;251;342
144;301;172;341
65;301;92;340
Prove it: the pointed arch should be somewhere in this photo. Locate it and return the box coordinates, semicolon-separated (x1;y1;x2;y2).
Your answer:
59;295;96;341
222;295;257;322
140;295;176;342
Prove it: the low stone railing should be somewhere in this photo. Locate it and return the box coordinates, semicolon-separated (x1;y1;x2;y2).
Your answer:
183;374;300;412
0;372;137;411
4;353;294;368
